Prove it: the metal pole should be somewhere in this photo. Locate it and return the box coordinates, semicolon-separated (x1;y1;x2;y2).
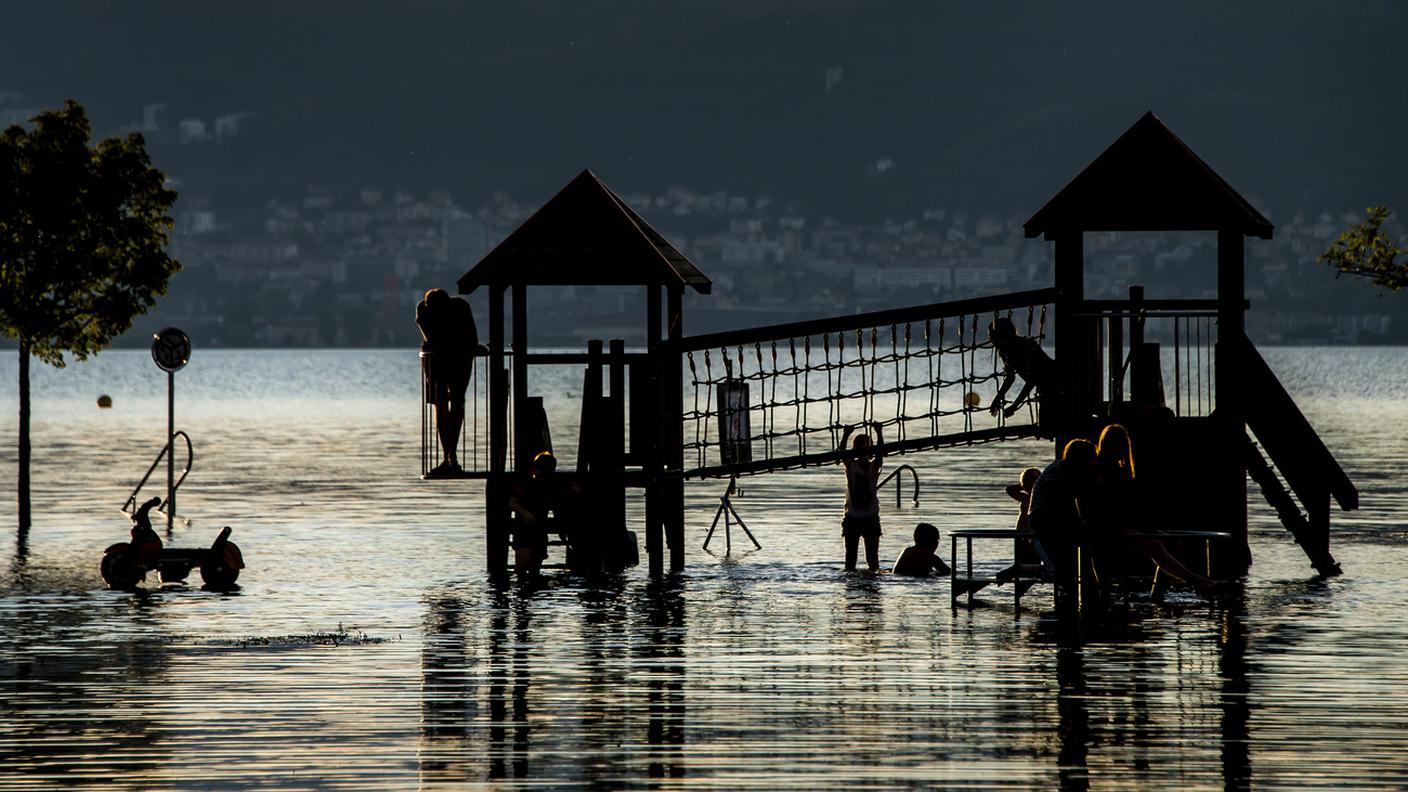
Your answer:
167;369;175;533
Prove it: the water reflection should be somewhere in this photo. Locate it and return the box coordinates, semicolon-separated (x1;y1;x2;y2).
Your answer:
0;593;172;789
1218;593;1252;792
418;580;689;786
642;581;686;780
1033;601;1256;792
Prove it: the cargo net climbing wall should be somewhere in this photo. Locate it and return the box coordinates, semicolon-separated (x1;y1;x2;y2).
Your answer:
680;292;1054;479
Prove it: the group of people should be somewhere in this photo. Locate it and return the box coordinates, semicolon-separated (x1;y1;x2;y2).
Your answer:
1023;425;1226;597
838;418;1226;597
423;288;1217;594
838;421;951;577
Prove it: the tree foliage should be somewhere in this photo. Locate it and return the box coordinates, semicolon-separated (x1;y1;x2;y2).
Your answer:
0;100;180;365
1319;205;1408;293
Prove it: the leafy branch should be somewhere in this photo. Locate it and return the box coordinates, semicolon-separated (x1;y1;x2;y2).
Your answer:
1319;205;1408;292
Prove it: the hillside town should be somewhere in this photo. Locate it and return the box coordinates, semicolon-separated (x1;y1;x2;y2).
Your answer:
143;183;1404;348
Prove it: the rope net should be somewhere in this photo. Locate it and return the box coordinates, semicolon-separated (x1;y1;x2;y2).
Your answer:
681;299;1051;479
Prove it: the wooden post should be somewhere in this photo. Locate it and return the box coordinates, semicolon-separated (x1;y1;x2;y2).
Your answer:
666;286;686;572
645;284;664;577
1052;231;1084;455
1217;228;1249;569
512;284;529;473
582;339;604;473
487;284;508;577
1128;285;1145;405
609;338;628;544
1106;307;1123;414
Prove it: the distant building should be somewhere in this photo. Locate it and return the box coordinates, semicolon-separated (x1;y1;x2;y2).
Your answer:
177;118;208;143
141;102;167;133
443;211;488;269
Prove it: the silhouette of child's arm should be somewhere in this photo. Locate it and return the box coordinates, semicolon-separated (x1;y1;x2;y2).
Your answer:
1005;380;1036;417
989;367;1016;416
1005;483;1027;502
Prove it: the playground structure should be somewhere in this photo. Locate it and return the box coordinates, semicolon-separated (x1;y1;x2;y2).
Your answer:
429;112;1357;581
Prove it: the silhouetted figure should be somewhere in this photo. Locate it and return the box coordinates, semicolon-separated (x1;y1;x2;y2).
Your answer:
987;317;1058;418
994;465;1044;582
417;287;479;476
891;522;952;577
1028;439;1098;583
1089;423;1223;596
840;422;885;571
508;451;575;576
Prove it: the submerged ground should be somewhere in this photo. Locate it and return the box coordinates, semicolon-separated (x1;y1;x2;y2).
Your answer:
1;348;1406;789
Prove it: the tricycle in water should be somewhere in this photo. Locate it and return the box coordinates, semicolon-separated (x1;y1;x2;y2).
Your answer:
101;497;244;590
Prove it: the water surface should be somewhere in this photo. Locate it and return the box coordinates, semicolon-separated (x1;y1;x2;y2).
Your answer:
1;348;1406;789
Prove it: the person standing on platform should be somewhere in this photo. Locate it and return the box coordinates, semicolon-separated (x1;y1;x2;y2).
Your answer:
840;422;885;571
417;287;479;476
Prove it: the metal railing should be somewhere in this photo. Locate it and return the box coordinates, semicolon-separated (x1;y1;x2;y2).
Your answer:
420;349;500;478
878;463;920;508
1080;290;1225;418
122;430;193;515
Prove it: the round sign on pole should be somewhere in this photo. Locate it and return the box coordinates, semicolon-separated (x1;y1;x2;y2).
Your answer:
152;327;191;372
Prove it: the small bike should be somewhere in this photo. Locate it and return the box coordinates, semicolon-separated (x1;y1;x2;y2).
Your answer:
101;497;245;590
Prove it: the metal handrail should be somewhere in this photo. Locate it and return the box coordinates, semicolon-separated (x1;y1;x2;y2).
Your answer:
121;430;193;514
878;463;920;508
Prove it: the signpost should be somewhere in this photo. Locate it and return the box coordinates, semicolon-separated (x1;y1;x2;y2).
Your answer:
151;327;190;533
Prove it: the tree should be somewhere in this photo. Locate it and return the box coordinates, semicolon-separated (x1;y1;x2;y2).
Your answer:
1319;205;1408;292
0;100;180;530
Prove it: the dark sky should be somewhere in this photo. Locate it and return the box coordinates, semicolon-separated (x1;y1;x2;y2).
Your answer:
2;1;1404;218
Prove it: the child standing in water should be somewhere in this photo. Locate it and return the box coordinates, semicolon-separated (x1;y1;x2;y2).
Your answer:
840;422;884;571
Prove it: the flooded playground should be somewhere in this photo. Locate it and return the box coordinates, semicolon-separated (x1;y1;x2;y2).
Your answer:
2;348;1407;789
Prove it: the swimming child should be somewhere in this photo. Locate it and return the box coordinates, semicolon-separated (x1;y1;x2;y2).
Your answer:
892;522;953;577
840;422;884;571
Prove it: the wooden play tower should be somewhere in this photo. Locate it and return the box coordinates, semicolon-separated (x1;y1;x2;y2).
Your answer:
1023;112;1356;576
456;170;709;577
440;112;1356;580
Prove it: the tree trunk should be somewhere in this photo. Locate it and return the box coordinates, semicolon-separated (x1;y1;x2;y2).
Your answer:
18;339;30;531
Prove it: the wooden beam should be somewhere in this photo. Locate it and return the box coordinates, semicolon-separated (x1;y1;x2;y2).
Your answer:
678;288;1059;352
487;284;508;576
1053;232;1084;454
667;286;685;572
645;284;663;578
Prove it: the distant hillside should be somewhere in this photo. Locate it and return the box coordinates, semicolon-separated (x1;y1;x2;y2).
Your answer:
3;1;1406;219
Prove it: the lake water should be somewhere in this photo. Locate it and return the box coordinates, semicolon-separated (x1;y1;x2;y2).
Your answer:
1;347;1407;789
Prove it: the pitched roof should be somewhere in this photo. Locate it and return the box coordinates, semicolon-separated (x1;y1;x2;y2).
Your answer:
457;170;711;294
1024;112;1274;240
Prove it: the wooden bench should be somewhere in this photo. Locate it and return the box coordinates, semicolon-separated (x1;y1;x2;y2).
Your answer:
949;528;1232;611
949;529;1050;611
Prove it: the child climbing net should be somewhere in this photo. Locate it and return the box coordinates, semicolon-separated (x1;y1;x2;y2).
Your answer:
681;300;1049;478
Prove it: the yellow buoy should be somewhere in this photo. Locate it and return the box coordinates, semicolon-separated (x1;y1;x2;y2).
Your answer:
965;391;981;408
97;394;113;408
